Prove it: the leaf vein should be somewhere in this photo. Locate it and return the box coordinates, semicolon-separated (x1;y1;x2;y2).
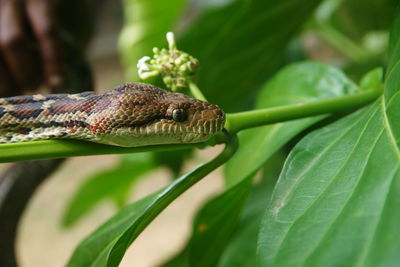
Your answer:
272;105;380;265
355;166;400;266
302;129;385;265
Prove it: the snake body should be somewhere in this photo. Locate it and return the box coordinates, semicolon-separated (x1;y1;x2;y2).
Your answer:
0;83;225;147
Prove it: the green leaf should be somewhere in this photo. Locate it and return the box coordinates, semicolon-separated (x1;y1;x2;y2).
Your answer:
256;11;400;266
217;181;272;267
359;67;383;91
118;0;187;79
333;0;397;41
67;138;237;267
153;149;193;177
225;61;358;187
385;6;400;144
179;0;324;112
217;151;286;267
62;153;155;227
188;175;253;267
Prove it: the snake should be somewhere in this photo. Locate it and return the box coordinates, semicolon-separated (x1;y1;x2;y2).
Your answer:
0;83;225;147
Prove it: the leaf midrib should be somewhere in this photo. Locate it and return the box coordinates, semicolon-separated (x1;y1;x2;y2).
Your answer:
381;97;400;159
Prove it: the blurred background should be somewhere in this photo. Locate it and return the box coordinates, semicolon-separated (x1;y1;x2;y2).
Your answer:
0;0;396;266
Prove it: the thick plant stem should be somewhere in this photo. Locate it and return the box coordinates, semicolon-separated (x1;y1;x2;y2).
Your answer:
189;81;208;102
0;140;197;163
226;88;382;134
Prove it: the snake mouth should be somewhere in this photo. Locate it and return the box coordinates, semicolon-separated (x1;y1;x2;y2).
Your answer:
143;116;225;141
96;116;225;147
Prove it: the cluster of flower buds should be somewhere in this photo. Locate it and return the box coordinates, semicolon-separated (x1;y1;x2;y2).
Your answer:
137;32;199;92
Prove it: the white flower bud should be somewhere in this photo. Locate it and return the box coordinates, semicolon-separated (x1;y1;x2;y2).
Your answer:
138;70;159;80
166;32;176;50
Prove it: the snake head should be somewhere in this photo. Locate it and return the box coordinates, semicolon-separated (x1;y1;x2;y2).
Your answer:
161;90;225;143
95;83;225;147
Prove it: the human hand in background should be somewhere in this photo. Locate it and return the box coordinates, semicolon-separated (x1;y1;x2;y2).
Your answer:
0;0;96;97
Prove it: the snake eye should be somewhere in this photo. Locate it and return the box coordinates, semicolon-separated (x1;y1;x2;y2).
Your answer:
172;109;187;122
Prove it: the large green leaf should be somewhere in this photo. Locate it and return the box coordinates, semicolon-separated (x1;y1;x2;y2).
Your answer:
256;10;400;266
118;0;187;79
225;61;358;187
62;153;155;227
179;0;324;112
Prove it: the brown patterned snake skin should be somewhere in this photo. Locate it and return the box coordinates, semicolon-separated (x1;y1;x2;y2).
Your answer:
0;83;225;146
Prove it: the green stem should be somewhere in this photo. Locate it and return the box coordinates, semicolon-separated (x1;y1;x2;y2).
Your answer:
189;81;208;101
0;140;198;163
226;88;382;134
315;23;370;62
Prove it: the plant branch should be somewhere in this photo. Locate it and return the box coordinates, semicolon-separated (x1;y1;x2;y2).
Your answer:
315;23;370;62
0;140;198;163
189;81;208;102
226;87;382;134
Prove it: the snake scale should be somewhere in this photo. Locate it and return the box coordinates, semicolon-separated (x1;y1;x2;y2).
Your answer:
0;83;225;146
